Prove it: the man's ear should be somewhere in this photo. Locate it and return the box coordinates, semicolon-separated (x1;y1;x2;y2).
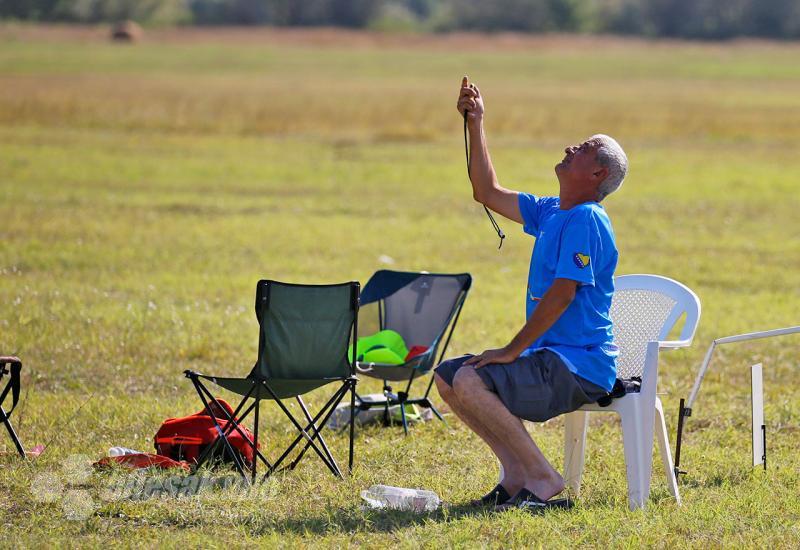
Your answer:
593;166;609;182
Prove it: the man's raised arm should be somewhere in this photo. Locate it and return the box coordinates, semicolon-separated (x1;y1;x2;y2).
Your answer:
457;79;523;224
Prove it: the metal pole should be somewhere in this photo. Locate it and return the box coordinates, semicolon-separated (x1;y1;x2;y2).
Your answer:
676;325;800;480
686;326;800;411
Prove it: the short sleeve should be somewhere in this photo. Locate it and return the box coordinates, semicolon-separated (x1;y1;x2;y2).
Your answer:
555;209;599;286
518;192;542;236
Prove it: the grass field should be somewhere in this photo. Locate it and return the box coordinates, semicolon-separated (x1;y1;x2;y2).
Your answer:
1;24;799;548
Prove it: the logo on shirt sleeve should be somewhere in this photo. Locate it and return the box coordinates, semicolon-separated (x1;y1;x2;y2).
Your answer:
573;253;591;269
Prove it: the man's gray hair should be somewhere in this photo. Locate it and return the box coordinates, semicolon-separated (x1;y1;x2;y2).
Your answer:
590;134;627;202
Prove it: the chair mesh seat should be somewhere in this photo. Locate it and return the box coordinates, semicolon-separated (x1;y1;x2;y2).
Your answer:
611;289;677;379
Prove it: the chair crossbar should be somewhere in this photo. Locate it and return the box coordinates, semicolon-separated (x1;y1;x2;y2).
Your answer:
262;380;353;478
186;373;356;482
293;396;339;473
190;376;274;474
285;380;357;473
189;376;249;480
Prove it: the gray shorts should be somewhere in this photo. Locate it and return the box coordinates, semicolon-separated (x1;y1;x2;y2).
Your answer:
434;350;608;423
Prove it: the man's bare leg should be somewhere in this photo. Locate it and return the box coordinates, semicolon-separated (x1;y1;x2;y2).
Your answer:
452;366;565;500
435;373;526;496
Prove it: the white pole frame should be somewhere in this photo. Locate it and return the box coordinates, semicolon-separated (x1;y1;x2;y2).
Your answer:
685;325;800;411
751;363;765;469
673;325;800;479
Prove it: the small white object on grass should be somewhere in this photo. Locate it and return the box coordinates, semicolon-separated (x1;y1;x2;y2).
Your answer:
108;447;143;457
378;255;395;265
361;484;440;512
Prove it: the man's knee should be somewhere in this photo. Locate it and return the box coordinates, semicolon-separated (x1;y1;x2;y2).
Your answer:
452;366;484;398
434;373;454;401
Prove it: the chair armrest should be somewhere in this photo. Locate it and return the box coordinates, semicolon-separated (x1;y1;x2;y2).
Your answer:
658;339;693;349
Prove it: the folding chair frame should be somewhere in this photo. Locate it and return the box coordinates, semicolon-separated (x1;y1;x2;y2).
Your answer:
183;279;360;484
185;371;357;483
355;290;468;435
1;356;25;458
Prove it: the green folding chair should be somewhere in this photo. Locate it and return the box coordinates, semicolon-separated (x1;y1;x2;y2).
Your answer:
184;279;360;483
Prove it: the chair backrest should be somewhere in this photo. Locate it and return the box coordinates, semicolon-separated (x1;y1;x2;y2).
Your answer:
611;274;701;379
360;270;472;356
253;280;359;380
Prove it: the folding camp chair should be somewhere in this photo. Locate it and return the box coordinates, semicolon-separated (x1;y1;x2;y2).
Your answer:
354;270;472;435
184;280;360;483
1;356;25;458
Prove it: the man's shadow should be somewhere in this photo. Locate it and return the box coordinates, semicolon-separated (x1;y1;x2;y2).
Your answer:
265;503;495;536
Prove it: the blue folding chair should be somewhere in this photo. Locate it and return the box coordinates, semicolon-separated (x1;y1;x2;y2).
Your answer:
354;270;471;435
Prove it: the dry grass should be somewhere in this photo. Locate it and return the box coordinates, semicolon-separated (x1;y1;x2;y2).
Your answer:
1;24;799;548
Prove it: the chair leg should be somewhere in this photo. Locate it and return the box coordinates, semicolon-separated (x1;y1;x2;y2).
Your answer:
265;383;349;478
349;379;356;474
620;405;654;511
189;378;248;480
399;400;409;436
382;382;392;427
191;378;272;472
283;384;350;470
563;410;588;497
427;402;448;427
252;400;259;485
655;398;681;505
1;407;26;458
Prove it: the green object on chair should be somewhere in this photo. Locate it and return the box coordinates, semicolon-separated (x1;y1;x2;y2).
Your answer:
351;329;409;365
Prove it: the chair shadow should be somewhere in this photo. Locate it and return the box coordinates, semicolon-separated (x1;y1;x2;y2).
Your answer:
265;503;495;536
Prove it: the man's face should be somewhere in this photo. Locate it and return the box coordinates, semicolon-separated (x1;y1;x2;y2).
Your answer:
555;139;606;193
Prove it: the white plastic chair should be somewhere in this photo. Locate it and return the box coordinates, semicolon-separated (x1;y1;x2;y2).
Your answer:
563;274;701;510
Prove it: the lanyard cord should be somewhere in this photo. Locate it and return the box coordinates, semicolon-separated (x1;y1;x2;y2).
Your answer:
464;112;505;249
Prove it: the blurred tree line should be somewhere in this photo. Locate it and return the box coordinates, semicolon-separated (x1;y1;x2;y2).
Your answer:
2;0;800;39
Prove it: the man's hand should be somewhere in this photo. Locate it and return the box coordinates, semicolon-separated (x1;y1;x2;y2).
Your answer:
457;77;484;122
464;346;519;369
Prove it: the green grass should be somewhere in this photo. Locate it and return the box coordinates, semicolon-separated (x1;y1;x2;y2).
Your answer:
1;24;799;548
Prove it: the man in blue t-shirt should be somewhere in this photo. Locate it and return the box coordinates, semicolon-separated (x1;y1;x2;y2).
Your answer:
434;79;628;511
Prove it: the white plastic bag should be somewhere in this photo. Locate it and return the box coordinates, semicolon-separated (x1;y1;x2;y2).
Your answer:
360;484;440;512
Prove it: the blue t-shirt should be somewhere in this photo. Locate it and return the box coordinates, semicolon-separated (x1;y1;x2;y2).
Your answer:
518;193;618;391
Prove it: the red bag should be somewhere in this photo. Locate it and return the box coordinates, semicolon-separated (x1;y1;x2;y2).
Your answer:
155;399;258;469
